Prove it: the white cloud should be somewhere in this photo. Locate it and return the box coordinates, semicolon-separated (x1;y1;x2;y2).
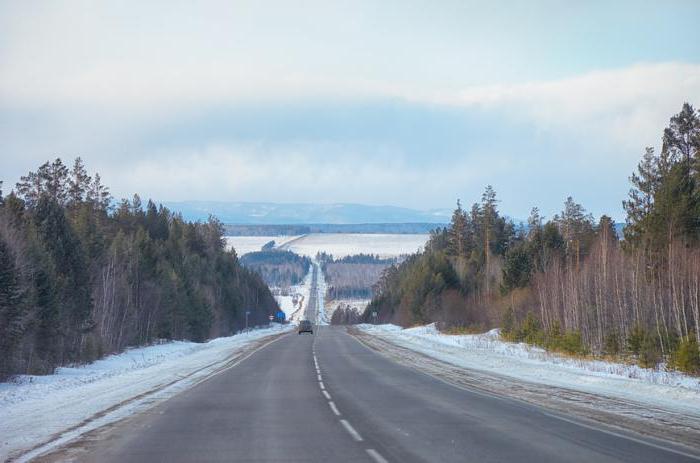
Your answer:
429;62;700;150
103;142;491;208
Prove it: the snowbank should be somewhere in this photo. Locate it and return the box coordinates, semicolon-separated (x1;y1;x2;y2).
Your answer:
0;325;292;461
357;323;700;414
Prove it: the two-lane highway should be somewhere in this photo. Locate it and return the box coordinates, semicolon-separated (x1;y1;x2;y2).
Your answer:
37;324;699;462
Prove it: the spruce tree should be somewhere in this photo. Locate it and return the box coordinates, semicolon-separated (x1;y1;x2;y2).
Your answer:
0;238;24;379
448;200;469;258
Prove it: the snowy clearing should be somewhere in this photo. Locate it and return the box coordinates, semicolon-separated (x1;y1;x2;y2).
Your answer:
357;324;700;415
278;233;429;258
0;325;292;462
274;264;313;324
224;235;301;256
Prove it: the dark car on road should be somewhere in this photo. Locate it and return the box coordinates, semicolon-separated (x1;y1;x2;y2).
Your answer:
298;320;313;334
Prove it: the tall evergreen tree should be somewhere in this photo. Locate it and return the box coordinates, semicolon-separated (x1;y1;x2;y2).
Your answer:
0;238;25;377
623;147;660;244
448;200;469;258
662;102;699;173
87;173;111;211
68;157;91;206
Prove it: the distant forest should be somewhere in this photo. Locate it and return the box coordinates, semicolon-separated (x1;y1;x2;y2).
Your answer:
319;253;399;300
364;103;700;374
0;159;278;381
240;250;311;287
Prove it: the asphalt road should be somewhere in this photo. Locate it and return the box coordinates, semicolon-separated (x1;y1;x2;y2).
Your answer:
38;323;699;463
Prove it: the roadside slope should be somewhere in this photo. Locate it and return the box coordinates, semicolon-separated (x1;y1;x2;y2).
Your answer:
353;324;700;451
1;326;291;462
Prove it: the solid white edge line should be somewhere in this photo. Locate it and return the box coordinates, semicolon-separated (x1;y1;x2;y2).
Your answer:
340;419;363;442
322;390;331;400
366;449;389;463
14;329;292;463
350;332;700;462
328;401;340;416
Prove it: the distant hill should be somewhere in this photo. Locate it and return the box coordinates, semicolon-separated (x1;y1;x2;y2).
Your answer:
223;223;445;236
162;201;451;225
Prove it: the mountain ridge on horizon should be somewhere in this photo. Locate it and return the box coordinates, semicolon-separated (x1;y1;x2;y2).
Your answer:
162;200;452;225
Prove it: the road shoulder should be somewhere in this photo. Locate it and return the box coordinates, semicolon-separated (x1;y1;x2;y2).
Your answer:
349;327;700;457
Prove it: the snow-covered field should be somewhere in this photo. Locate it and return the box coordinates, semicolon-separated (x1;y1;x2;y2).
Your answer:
357;324;700;415
226;233;429;258
224;235;300;256
0;325;292;462
279;233;428;258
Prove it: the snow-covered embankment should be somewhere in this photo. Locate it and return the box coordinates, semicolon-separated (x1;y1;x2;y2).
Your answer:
357;324;700;415
0;325;291;461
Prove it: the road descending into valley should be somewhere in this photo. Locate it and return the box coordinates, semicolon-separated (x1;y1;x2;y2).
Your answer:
35;269;700;463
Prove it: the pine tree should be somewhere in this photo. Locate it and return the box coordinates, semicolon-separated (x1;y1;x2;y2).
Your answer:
623;147;660;244
87;173;112;211
480;185;499;293
527;207;542;237
15;164;45;208
44;158;69;204
662;103;699;173
556;197;594;268
68;157;92;206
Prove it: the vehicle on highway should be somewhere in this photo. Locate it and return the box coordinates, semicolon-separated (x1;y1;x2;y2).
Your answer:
298;320;313;334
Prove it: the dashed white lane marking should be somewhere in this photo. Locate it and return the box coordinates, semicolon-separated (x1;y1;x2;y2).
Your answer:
366;449;389;463
322;390;331;400
317;374;322;381
340;419;363;442
319;381;325;390
328;401;340;416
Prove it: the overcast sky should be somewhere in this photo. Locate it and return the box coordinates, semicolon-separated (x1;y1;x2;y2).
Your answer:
1;0;699;220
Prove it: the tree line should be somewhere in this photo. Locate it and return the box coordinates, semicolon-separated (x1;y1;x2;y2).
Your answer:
0;159;278;380
239;250;311;287
319;252;399;301
363;103;700;373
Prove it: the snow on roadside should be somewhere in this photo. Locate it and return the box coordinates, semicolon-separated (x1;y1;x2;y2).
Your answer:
357;323;700;415
0;325;292;461
315;260;328;325
278;264;313;324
